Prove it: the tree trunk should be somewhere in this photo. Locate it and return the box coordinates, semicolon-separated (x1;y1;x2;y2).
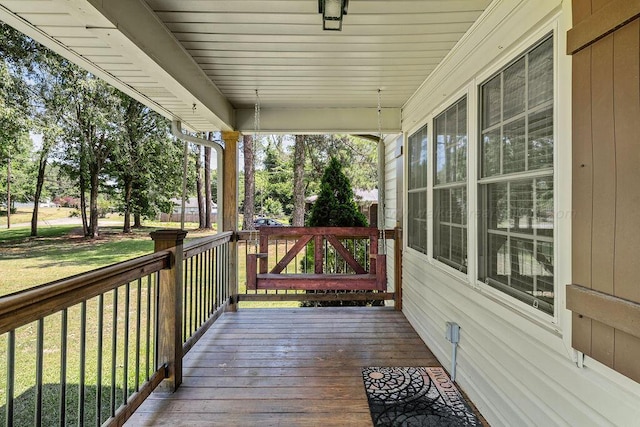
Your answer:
30;152;48;236
204;140;212;229
79;169;89;237
134;213;142;228
123;176;133;233
6;154;10;229
195;145;205;228
88;162;100;238
242;134;255;230
292;135;306;226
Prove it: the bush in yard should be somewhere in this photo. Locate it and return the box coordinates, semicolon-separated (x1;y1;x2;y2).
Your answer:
306;157;367;228
301;157;381;307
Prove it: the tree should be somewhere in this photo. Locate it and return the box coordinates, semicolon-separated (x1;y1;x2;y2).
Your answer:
60;68;122;238
257;139;292;217
31;126;60;235
194;143;205;228
291;135;306;226
0;59;31;228
305;135;378;193
30;53;68;236
110;95;179;232
303;157;371;307
242;134;256;229
204;135;213;229
307;157;368;227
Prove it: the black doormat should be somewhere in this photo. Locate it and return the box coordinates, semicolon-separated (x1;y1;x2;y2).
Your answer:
362;367;482;427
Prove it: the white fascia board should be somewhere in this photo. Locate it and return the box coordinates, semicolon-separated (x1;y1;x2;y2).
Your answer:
83;0;234;131
235;107;402;134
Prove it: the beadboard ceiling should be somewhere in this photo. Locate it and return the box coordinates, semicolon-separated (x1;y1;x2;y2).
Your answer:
0;0;492;132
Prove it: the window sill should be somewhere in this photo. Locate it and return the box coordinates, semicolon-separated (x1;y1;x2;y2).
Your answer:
474;280;562;336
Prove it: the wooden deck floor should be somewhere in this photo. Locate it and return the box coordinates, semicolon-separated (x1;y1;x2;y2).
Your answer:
125;307;444;426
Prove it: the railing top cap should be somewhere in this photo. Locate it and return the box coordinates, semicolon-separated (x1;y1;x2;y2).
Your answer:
150;229;189;241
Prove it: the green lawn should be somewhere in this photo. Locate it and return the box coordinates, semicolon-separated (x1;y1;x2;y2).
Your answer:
0;222;217;425
0;223;209;296
0;207;76;227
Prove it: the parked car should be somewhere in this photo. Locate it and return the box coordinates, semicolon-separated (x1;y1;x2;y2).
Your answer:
254;217;285;227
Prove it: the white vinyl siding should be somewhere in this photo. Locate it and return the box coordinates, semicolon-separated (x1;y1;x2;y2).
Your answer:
399;2;640;426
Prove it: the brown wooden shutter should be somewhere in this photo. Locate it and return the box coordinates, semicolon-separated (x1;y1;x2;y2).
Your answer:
568;0;640;383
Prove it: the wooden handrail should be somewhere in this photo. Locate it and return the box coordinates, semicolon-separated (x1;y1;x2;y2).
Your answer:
0;251;170;335
236;227;396;241
183;231;233;259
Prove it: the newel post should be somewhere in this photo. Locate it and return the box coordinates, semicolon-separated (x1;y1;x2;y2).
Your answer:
221;131;240;311
151;229;187;392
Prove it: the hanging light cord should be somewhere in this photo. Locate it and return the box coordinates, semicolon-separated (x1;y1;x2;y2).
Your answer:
377;89;387;255
377;89;383;144
252;89;261;252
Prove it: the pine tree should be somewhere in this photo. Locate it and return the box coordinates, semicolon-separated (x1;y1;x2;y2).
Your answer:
303;157;375;307
307;157;367;227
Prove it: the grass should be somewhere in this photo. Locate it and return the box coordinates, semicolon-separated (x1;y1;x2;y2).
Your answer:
0;221;218;425
0;207;76;227
0;222;209;297
0;221;375;423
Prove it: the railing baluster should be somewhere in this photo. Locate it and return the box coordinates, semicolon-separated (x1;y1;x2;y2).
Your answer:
59;309;67;427
203;250;208;317
189;257;195;336
0;247;180;427
35;318;43;427
111;289;118;418
210;248;215;313
79;301;86;426
199;252;204;326
96;295;104;426
135;279;142;392
217;245;223;305
5;330;15;427
124;282;131;404
208;248;213;314
183;257;188;342
206;249;209;317
154;271;160;372
146;275;152;381
202;251;207;317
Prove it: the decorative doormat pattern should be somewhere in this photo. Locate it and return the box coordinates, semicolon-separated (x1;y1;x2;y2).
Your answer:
362;367;481;426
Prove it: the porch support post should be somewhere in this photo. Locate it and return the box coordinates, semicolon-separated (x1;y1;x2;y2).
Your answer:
221;131;240;311
150;229;187;392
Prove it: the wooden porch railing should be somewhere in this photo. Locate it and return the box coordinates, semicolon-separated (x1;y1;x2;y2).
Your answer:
0;226;400;426
237;227;397;304
0;230;233;427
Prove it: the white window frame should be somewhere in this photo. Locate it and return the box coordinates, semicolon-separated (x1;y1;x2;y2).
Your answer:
406;124;429;255
433;96;469;273
475;30;558;321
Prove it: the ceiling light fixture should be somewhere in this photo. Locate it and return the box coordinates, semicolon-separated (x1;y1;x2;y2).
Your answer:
318;0;349;31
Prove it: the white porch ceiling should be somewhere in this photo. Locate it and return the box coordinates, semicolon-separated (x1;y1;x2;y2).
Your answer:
0;0;492;133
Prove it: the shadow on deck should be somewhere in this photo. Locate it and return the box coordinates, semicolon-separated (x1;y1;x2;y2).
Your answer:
125;307;444;426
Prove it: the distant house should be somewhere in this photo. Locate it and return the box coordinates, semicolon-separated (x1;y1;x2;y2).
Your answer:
305;189;378;226
158;198;217;223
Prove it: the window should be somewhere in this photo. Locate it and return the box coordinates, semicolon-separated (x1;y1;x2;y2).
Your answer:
478;36;554;314
433;97;468;271
407;125;428;253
